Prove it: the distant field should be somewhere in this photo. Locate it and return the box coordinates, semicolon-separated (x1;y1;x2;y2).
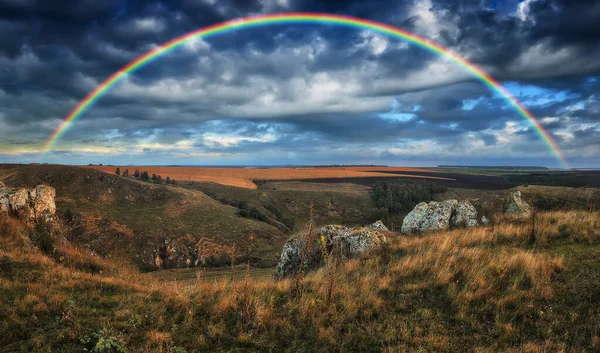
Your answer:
86;166;453;189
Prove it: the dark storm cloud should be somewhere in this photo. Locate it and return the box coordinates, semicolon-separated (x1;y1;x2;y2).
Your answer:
0;0;599;166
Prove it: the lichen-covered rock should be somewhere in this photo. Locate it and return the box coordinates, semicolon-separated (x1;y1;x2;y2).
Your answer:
451;201;479;228
401;199;478;234
0;183;56;222
9;189;30;218
274;238;302;280
274;221;387;280
0;183;11;214
401;200;457;233
367;220;389;231
30;185;56;221
503;191;532;217
481;216;490;226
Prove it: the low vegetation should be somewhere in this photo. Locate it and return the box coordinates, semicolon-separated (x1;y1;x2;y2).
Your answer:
2;208;599;352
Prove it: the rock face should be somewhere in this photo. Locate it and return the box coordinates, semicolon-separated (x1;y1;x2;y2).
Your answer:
503;191;532;217
140;237;236;271
274;221;388;280
451;201;479;228
401;200;478;234
0;182;56;222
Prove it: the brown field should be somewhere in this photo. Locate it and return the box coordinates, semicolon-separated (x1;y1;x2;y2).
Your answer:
85;165;452;189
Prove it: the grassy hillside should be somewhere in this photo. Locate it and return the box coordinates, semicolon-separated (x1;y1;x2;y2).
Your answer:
186;180;378;231
2;208;599;352
0;164;286;269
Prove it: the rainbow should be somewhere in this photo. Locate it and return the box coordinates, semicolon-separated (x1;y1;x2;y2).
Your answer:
41;12;567;166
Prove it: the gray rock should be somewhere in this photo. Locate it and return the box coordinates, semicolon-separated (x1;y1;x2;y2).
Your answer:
367;220;389;231
401;199;478;234
503;191;532;217
274;221;387;280
481;216;490;226
451;201;479;228
0;183;56;222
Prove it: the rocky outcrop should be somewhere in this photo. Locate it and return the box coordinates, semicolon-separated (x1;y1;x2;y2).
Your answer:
401;200;478;234
274;221;388;280
503;191;532;217
140;237;236;271
0;182;56;222
451;201;479;228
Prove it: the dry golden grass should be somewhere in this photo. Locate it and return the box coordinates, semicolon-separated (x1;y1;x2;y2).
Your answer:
1;210;599;352
86;165;451;189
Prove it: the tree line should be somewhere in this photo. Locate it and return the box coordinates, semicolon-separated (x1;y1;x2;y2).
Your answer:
115;167;176;185
371;180;447;221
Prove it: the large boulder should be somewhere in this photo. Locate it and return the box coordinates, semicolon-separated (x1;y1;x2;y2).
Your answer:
503;191;532;217
0;182;56;222
451;201;479;228
30;185;56;220
401;199;478;234
274;221;387;280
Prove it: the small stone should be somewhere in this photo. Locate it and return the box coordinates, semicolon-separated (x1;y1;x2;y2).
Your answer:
481;216;490;226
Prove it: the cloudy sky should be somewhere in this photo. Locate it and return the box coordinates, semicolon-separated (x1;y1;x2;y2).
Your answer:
0;0;599;167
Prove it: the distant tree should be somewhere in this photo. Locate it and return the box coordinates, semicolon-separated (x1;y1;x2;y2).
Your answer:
171;178;176;185
141;171;150;181
151;174;158;182
157;175;163;184
166;176;171;184
371;180;447;223
134;170;140;178
123;169;129;177
99;164;103;166
115;167;121;176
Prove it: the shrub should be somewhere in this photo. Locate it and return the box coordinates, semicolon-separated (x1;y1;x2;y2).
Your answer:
79;329;126;353
237;201;269;222
30;219;55;255
0;254;13;280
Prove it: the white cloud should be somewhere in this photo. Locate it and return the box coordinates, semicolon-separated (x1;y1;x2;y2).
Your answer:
408;0;459;41
201;133;276;147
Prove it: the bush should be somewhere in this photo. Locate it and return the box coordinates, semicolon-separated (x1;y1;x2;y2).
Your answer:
237;201;269;222
534;196;568;211
0;254;13;280
30;219;55;255
79;329;126;352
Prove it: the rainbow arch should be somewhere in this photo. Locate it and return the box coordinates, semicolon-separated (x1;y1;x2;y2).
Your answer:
41;12;567;167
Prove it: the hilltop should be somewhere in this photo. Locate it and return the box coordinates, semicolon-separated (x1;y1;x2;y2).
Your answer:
0;164;286;269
